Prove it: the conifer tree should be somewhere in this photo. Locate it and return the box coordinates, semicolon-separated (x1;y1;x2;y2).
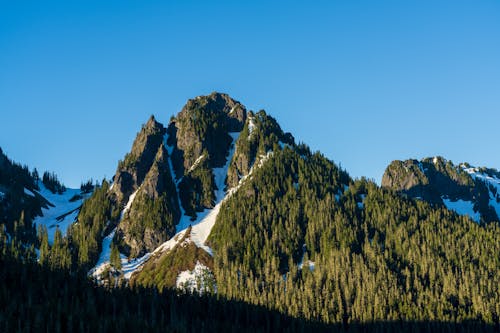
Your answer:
110;242;122;271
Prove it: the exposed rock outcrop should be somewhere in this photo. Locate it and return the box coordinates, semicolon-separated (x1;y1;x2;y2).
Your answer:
115;144;180;258
110;116;166;206
382;157;499;223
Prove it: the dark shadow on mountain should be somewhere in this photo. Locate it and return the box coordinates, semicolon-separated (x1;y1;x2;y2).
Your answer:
0;257;498;333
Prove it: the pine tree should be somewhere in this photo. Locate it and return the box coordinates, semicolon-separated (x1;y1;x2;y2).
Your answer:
110;242;122;271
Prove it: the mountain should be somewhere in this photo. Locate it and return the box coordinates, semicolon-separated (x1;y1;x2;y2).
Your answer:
382;156;500;224
0;147;93;255
1;93;499;332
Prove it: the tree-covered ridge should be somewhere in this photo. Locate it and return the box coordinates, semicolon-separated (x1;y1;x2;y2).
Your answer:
209;146;500;325
382;156;500;223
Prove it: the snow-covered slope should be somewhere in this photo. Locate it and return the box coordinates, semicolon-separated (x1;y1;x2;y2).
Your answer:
462;166;500;220
441;197;481;223
33;182;91;244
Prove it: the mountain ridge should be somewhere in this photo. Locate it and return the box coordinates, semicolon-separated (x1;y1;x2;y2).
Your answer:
382;156;500;224
1;92;499;330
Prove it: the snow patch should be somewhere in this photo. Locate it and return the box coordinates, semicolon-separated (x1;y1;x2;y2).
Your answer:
463;166;500;220
188;154;206;173
33;182;90;244
90;187;140;279
173;132;240;255
120;189;138;220
176;261;214;294
89;228;116;278
122;252;151;279
227;151;273;197
298;244;316;272
248;115;256;139
24;188;35;197
442;197;480;223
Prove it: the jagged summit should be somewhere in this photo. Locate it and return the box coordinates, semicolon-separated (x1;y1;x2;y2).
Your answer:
145;114;161;128
110;117;166;206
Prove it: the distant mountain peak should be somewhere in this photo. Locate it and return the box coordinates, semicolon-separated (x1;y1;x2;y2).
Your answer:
383;157;500;224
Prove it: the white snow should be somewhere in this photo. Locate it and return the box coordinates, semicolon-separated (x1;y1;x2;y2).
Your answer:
172;132;240;255
122;252;152;279
298;244;315;272
176;261;214;294
89;226;154;280
33;182;90;244
98;131;244;280
99;129;276;280
89;228;116;278
463;166;500;220
187;154;206;173
442;197;480;223
0;191;5;200
90;187;141;279
247;115;256;139
120;189;138;220
433;157;439;164
89;187;139;279
226;151;273;197
24;187;35;197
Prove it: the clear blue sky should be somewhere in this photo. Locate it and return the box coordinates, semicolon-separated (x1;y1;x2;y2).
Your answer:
1;1;499;187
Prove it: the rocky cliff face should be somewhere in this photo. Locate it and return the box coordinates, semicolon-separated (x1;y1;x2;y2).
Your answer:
165;92;247;218
382;157;500;223
226;110;295;188
168;92;246;175
110;116;166;207
115;144;180;257
109;93;251;256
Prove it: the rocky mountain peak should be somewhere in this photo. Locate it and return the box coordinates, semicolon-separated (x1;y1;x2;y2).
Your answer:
110;116;166;206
